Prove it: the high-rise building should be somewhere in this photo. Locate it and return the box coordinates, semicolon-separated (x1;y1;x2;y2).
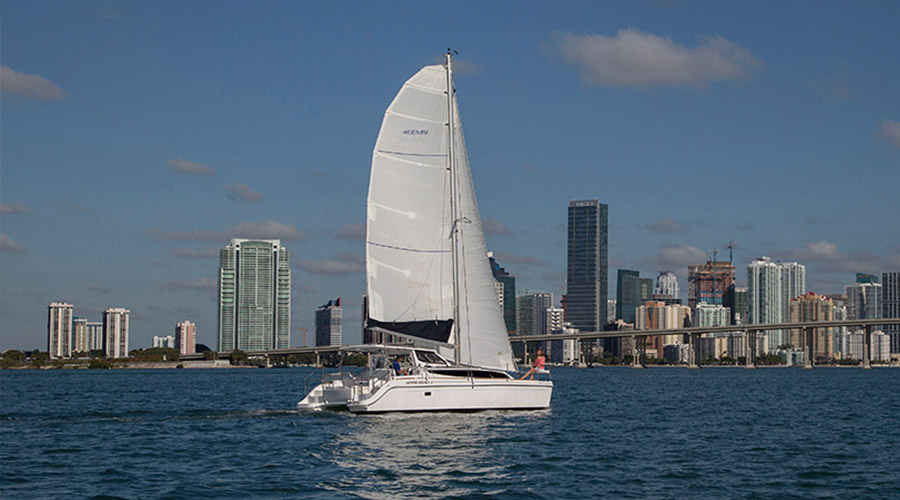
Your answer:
103;307;130;358
616;269;652;324
86;321;103;352
316;298;342;347
747;257;805;350
566;200;608;332
780;262;806;321
607;299;616;323
723;285;749;325
655;271;679;299
687;261;735;307
489;255;517;334
789;292;834;360
218;239;291;352
846;282;882;320
175;320;196;355
516;292;553;336
73;317;88;354
48;302;73;359
883;272;899;353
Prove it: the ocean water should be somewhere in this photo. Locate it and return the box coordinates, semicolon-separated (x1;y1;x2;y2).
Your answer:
1;367;898;499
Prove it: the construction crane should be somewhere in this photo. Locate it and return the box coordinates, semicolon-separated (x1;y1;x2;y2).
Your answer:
298;327;308;347
726;241;737;264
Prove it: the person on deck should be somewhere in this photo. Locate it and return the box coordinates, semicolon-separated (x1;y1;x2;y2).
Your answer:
519;349;545;380
392;356;408;376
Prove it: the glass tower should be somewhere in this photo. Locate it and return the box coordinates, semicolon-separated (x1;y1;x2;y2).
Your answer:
566;200;608;332
218;239;291;352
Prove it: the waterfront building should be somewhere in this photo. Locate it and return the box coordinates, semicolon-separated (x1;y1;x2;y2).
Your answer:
780;262;806;323
845;282;882;320
607;299;616;324
175;320;196;355
152;335;176;349
489;254;517;334
695;302;730;328
73;318;88;354
48;302;73;359
848;330;890;362
316;298;342;347
86;321;103;352
103;307;130;358
566;199;608;333
789;292;834;360
616;269;652;324
748;257;805;350
687;261;735;308
218;239;291;352
882;272;899;353
516;292;553;336
635;301;690;358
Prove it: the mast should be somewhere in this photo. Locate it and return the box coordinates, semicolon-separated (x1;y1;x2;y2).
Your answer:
446;48;462;365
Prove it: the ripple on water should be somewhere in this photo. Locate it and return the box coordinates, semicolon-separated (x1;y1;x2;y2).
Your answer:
2;367;900;499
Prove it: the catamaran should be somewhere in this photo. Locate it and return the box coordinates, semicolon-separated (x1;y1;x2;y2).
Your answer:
297;51;552;413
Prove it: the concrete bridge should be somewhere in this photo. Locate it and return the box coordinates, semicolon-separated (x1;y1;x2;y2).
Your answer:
180;318;899;369
510;318;900;370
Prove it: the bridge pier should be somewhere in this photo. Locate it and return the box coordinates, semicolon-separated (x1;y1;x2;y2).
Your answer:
631;335;644;369
804;327;814;369
863;325;872;370
687;333;699;369
315;352;321;367
745;330;756;369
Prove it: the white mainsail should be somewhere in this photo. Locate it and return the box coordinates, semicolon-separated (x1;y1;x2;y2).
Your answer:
366;62;516;372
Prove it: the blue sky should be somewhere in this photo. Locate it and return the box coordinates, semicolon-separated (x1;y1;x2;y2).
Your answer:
2;1;898;350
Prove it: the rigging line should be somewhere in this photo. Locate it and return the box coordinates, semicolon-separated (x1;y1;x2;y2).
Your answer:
376;150;448;158
367;241;450;253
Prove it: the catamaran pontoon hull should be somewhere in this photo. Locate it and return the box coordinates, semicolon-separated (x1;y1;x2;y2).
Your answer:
346;378;552;413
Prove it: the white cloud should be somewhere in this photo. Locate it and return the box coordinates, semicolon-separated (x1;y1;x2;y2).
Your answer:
877;119;900;149
555;28;762;88
770;241;886;274
483;218;513;235
165;159;215;175
638;243;708;269
492;252;550;267
160;277;217;291
148;220;304;242
172;248;219;258
646;217;685;233
0;65;67;100
224;183;265;204
0;202;31;214
0;234;26;253
295;254;365;274
334;223;366;241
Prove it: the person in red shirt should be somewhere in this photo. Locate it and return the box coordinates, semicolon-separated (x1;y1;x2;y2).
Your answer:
519;348;545;380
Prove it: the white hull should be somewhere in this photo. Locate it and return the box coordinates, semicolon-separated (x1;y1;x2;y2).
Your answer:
348;376;552;413
298;368;552;413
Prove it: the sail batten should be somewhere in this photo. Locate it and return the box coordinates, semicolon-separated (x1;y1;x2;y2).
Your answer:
366;62;515;372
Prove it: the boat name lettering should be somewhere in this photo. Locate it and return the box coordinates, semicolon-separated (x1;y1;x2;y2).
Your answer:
402;129;428;136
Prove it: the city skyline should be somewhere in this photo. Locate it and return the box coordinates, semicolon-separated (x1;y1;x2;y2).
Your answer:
2;2;899;350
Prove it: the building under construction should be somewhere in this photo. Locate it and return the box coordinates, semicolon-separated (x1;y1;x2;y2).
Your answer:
687;261;735;308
